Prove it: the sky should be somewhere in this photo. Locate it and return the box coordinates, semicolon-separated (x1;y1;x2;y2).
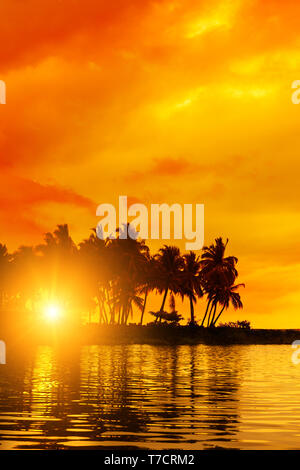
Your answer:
0;0;300;327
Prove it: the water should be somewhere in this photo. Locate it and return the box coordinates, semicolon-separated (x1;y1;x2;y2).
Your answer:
0;344;300;450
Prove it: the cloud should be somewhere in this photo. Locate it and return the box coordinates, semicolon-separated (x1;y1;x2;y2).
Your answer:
126;157;200;181
0;174;94;209
0;173;95;246
0;0;156;70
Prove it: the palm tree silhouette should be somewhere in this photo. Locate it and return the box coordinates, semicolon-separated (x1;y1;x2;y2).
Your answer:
0;224;245;331
11;245;38;315
210;282;245;327
154;245;184;322
201;237;238;281
200;238;239;327
106;223;150;325
181;251;203;324
35;224;79;322
79;229;108;324
138;254;158;325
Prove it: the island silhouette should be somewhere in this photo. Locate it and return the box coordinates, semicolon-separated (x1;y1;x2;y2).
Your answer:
0;224;298;346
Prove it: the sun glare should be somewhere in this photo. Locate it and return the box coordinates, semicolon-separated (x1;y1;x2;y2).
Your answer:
44;304;61;322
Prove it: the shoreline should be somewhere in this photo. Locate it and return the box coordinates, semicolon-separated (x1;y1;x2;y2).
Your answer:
80;325;300;345
2;324;300;346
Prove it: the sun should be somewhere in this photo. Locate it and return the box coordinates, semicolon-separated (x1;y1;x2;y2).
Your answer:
44;304;61;322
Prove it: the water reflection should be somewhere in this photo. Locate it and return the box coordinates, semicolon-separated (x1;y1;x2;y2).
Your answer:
0;344;300;449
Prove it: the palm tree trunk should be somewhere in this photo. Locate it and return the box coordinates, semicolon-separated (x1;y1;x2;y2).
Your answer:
123;298;130;325
156;286;168;323
212;305;226;327
125;300;132;325
140;289;148;325
201;298;212;326
160;286;169;311
209;302;218;327
121;302;127;325
102;298;108;324
207;302;216;327
97;296;103;324
110;285;117;323
189;294;195;324
99;295;108;324
105;288;114;324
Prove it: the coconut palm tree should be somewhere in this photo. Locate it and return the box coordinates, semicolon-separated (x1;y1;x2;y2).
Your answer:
138;254;158;325
201;237;238;283
78;229;108;324
154;245;184;317
35;224;79;321
113;281;144;325
181;251;203;324
200;237;238;327
37;224;77;257
106;224;150;325
210;282;245;327
11;245;39;314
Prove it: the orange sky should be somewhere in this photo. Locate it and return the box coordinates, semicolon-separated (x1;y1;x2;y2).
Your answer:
0;0;300;327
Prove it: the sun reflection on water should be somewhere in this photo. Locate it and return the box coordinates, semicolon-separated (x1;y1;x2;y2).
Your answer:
1;345;300;450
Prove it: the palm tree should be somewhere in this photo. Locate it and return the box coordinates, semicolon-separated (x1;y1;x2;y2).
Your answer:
11;245;39;314
37;224;77;257
210;282;245;327
79;229;108;324
106;224;150;325
181;251;203;324
36;224;79;322
200;237;238;327
201;237;238;283
138;254;158;325
154;245;184;318
114;282;144;325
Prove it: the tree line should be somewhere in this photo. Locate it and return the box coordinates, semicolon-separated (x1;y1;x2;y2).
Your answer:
0;224;245;328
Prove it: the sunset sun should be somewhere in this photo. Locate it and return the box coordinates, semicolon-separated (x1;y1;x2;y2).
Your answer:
44;304;61;322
